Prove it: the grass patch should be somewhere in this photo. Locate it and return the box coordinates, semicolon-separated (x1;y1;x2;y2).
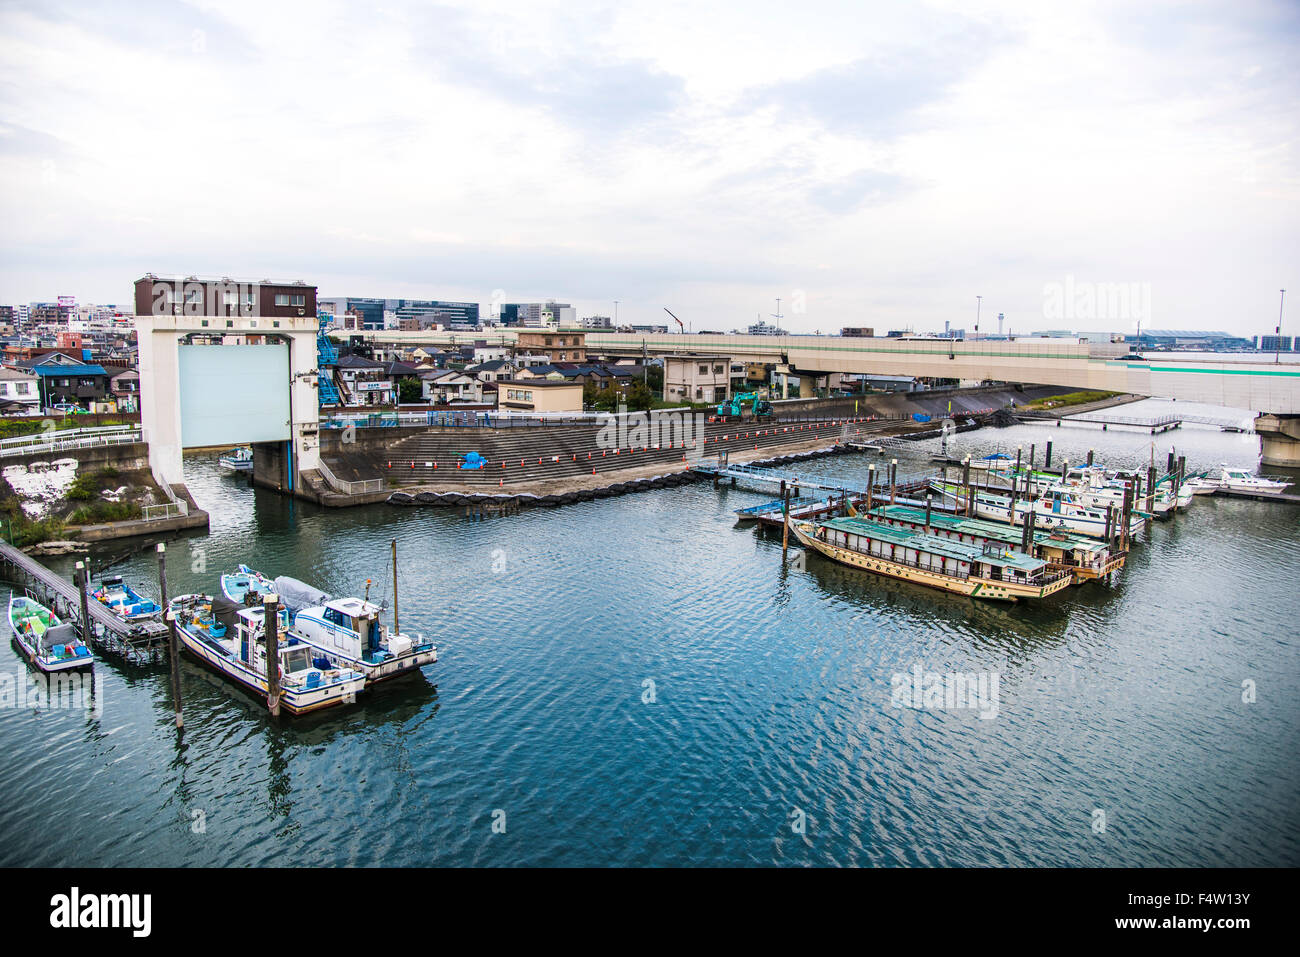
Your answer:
0;495;67;547
66;501;142;525
1022;390;1120;411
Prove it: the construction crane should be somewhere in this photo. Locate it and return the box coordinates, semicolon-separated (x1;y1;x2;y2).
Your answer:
663;307;685;333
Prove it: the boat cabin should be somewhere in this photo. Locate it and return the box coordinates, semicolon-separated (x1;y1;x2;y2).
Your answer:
294;597;384;660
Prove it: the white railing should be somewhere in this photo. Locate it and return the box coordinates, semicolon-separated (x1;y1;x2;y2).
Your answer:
142;502;187;522
317;458;385;495
0;425;142;458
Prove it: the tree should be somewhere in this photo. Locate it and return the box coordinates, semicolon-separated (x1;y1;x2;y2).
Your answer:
398;380;423;404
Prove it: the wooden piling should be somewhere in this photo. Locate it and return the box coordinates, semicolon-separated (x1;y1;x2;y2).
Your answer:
961;457;971;516
264;594;281;718
889;459;897;504
1087;448;1094;466
866;465;875;512
1146;465;1157;525
1021;502;1034;552
1045;441;1053;469
157;543;183;729
924;494;932;533
74;560;92;648
781;487;790;557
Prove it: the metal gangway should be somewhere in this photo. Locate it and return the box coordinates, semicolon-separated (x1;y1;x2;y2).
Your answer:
695;461;933;497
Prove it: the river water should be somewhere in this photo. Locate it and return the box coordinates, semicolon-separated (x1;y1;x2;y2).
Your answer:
2;398;1298;867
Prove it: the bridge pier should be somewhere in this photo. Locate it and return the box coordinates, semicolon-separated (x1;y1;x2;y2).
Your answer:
1256;413;1300;468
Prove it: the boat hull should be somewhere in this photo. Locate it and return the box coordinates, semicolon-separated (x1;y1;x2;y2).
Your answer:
175;621;364;715
7;599;93;673
791;523;1071;602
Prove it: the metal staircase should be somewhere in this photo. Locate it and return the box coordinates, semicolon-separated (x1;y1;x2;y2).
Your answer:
316;314;341;407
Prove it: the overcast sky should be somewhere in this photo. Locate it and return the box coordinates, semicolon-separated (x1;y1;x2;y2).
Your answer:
1;0;1297;335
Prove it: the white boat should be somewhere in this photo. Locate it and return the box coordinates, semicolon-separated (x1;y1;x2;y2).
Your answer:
170;593;365;715
8;595;94;672
1184;464;1292;496
285;541;437;686
930;480;1145;539
218;446;253;473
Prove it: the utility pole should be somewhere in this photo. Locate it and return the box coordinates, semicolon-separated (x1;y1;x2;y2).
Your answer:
974;295;982;341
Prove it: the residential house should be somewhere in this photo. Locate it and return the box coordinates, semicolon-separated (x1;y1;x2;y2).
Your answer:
334;354;395;406
496;379;583;413
465;359;517;383
16;351;113;410
109;369;140;412
420;369;483;404
0;366;40;412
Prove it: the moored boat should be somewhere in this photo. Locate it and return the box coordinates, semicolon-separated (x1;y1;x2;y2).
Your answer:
929;480;1145;539
170;593;365;715
92;575;161;622
284;541;437;685
862;503;1126;582
1184;463;1292;495
8;595;94;672
221;564;276;605
218;446;253;472
791;516;1072;602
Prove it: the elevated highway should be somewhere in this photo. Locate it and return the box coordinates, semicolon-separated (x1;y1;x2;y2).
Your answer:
359;329;1300;462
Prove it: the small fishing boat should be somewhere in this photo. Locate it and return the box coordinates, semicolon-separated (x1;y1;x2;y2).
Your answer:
170;593;365;715
92;575;161;622
8;595;94;672
221;564;276;605
218;446;253;473
1184;464;1292;496
792;516;1072;602
286;541;437;685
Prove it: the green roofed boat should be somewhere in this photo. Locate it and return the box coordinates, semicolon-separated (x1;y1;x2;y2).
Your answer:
791;515;1073;602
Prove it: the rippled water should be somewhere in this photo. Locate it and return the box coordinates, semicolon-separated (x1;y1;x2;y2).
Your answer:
2;407;1298;867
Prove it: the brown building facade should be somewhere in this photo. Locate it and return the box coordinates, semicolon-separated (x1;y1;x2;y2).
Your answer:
514;330;586;363
133;275;317;319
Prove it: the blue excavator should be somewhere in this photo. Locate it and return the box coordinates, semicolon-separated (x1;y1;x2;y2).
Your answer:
715;391;773;421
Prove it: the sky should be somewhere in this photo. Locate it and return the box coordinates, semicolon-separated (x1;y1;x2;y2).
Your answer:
1;0;1297;336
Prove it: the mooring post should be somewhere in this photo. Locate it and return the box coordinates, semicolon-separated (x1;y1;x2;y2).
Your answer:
889;459;897;505
1104;504;1114;544
961;457;971;516
1167;448;1175;474
924;494;932;533
75;560;92;648
1146;465;1157;526
1045;440;1053;470
1087;448;1094;467
1021;501;1034;553
781;487;790;558
866;465;875;512
1176;455;1186;499
1029;443;1035;469
157;543;182;729
264;593;281;718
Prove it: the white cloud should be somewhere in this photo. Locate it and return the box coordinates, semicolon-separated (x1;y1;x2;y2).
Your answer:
0;0;1296;334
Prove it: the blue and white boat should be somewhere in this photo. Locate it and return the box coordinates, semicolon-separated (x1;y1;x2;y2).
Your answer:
169;593;365;715
273;541;437;686
218;446;253;473
92;575;161;623
221;564;276;605
8;595;94;672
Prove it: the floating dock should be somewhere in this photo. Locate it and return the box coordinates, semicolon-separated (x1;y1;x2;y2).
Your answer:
0;541;169;662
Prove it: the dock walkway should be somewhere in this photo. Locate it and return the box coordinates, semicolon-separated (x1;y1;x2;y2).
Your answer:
0;541;168;657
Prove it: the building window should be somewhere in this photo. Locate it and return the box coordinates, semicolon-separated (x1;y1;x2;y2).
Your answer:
273;321;281;328
15;382;29;395
275;294;290;306
200;319;209;327
223;290;238;306
698;365;708;374
714;365;723;374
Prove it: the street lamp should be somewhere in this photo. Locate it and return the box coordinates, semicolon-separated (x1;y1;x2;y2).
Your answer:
974;295;982;341
1276;289;1286;365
